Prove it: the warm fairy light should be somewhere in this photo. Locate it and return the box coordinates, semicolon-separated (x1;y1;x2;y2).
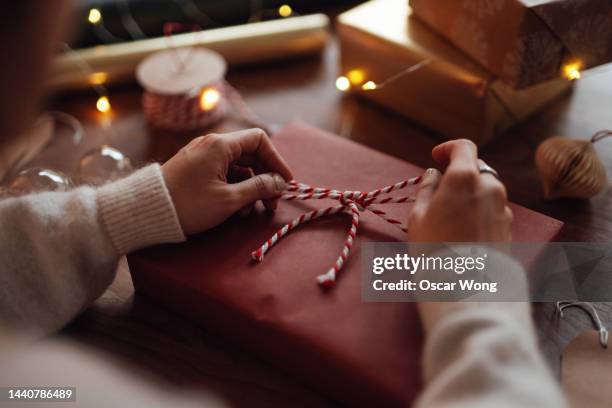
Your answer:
335;76;351;92
96;96;111;113
199;88;221;111
278;4;293;17
89;72;108;85
88;8;102;24
347;69;365;85
337;72;373;91
362;81;377;91
563;61;582;81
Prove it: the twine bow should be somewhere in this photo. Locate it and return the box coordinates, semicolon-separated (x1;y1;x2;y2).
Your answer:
251;176;421;287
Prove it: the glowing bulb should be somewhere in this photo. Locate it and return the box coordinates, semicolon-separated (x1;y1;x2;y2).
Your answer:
347;69;365;85
278;4;293;17
88;8;102;24
335;76;351;92
89;72;107;85
200;88;221;111
96;96;111;113
563;62;582;81
362;81;377;91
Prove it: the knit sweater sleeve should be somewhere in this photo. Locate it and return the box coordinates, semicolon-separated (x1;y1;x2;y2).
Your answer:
0;164;185;335
415;250;567;408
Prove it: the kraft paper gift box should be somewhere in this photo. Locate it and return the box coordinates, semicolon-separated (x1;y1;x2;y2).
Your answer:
411;0;612;89
337;0;573;145
128;122;564;407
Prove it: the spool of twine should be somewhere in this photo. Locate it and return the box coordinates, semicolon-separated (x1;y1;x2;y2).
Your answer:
136;47;229;132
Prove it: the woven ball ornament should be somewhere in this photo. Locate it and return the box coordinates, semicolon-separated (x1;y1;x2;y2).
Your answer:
535;130;612;200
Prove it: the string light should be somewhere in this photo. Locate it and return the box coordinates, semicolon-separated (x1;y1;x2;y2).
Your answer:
199;88;221;111
347;69;365;86
88;8;102;24
88;1;295;45
336;60;431;94
96;96;111;113
88;72;108;86
61;44;114;118
362;81;377;91
563;61;582;81
278;4;293;17
77;5;276;128
335;76;351;92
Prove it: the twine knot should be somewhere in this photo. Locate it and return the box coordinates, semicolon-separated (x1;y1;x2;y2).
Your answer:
251;176;422;287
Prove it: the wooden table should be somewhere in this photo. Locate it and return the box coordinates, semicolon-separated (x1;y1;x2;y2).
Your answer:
49;37;612;406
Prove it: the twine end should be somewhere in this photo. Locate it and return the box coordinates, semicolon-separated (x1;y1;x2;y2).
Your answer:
316;270;336;287
251;250;264;262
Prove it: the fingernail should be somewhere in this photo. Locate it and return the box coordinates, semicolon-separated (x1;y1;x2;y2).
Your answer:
420;168;437;184
272;173;287;192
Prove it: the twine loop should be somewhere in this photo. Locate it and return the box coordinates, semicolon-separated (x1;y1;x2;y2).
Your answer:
251;176;422;287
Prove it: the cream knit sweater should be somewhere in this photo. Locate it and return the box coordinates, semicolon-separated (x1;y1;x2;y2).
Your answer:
0;164;566;407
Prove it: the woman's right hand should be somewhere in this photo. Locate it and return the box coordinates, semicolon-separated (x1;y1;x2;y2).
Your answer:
408;139;512;243
162;128;292;236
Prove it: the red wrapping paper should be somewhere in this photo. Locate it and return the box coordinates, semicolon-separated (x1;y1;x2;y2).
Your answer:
128;122;563;406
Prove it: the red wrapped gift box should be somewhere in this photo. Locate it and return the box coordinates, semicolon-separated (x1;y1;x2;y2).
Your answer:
128;122;563;406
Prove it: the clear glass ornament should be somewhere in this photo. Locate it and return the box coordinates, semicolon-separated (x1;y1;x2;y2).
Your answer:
7;168;73;194
76;145;133;186
39;111;84;145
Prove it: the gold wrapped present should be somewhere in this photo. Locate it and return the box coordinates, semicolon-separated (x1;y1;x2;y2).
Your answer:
337;0;573;145
411;0;612;89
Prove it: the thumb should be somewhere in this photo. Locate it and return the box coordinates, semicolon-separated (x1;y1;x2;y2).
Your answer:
412;168;442;217
230;172;287;208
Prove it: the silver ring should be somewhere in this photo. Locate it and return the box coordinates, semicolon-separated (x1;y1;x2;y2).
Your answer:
478;163;499;179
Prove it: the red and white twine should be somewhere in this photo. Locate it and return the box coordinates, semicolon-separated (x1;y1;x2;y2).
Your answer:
142;81;227;132
251;176;422;287
142;80;272;133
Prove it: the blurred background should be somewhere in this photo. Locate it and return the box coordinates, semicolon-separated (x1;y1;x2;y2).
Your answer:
71;0;359;48
1;1;611;407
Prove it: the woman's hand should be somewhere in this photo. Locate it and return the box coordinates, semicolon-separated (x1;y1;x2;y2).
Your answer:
408;139;512;242
161;128;293;235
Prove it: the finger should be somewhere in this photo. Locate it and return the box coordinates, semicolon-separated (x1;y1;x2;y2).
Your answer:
432;139;478;174
262;192;279;210
229;172;287;209
504;205;514;241
249;161;279;211
231;165;279;211
411;168;442;219
477;159;507;202
223;128;293;182
505;205;514;224
477;159;500;181
232;167;256;216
